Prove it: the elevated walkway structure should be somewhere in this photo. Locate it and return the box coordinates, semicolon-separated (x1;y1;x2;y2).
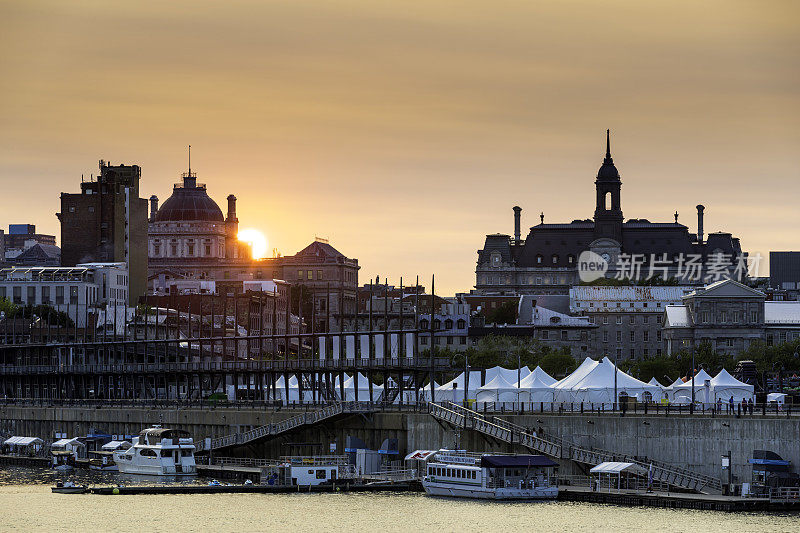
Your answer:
196;401;376;453
429;401;722;494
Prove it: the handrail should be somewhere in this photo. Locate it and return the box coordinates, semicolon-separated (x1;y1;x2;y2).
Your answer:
428;401;722;493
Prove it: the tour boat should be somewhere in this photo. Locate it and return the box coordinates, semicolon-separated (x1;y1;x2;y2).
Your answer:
112;426;197;476
422;450;558;500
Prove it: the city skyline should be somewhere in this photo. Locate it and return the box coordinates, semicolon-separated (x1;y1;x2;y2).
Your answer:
2;1;798;294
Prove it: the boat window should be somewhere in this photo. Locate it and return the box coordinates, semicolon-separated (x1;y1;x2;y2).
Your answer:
316;470;326;479
181;449;193;457
308;469;314;474
139;449;157;457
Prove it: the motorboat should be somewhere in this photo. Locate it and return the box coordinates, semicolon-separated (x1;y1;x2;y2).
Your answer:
422;450;558;500
89;440;131;471
51;481;88;494
113;426;197;476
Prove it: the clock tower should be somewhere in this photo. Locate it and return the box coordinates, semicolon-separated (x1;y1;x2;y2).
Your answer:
593;130;623;243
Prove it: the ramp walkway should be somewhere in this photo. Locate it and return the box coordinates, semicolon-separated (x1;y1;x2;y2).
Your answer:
429;401;722;494
196;401;375;452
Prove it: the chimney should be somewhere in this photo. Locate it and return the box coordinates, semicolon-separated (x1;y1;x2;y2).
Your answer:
149;195;159;222
226;194;238;223
696;204;705;244
513;206;522;242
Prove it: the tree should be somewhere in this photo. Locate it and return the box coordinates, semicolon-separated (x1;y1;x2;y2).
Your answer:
481;301;518;325
538;350;578;378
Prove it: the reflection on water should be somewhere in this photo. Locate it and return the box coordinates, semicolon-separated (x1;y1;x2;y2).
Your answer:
0;467;797;533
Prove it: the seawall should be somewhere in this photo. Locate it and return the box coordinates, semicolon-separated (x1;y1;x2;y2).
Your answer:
2;405;797;482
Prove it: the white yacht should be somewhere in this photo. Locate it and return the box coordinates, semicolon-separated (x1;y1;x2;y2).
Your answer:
113;426;197;476
422;450;558;500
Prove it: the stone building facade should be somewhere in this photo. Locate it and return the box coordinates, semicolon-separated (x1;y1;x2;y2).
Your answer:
663;279;800;356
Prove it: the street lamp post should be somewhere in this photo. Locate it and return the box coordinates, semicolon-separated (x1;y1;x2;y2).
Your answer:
690;342;696;415
612;352;618;412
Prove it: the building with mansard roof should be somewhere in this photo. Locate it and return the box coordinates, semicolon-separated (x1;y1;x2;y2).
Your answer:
476;131;745;295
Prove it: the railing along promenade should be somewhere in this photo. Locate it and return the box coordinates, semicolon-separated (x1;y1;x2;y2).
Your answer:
428;401;723;494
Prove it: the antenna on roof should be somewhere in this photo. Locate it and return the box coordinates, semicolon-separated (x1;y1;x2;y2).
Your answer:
188;145;191;175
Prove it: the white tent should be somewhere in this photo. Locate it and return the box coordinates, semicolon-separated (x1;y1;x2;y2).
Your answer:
435;371;484;402
710;369;755;403
485;366;531;384
644;378;666;402
553;357;660;407
342;373;384;402
671;369;714;404
476;374;522;405
517;373;556;403
413;382;440;403
767;393;787;405
517;366;557;388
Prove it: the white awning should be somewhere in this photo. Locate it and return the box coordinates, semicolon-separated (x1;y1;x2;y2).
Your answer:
101;440;131;450
52;438;84;448
3;436;43;446
590;461;647;476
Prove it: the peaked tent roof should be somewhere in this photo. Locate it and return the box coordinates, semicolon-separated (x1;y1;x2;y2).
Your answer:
478;374;519;392
711;368;754;389
553;357;600;390
561;357;659;392
673;369;714;389
437;371;484;391
485;366;531;383
647;377;665;389
669;377;685;388
518;367;557;388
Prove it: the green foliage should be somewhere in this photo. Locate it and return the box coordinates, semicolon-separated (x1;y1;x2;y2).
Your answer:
447;334;577;379
0;300;74;328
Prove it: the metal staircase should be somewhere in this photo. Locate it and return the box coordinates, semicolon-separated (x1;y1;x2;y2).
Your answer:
429;401;722;494
196;401;375;453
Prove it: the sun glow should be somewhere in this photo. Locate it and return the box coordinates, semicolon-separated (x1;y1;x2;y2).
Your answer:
238;228;268;259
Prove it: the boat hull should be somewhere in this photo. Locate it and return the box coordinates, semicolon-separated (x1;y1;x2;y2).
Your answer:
423;481;557;500
115;462;197;476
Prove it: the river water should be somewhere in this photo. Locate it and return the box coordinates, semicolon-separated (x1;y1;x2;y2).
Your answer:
0;467;797;532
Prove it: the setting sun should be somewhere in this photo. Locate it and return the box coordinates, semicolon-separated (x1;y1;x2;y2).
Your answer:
238;228;268;259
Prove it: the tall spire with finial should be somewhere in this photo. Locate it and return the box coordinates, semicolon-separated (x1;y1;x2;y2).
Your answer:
188;144;191;175
606;129;611;159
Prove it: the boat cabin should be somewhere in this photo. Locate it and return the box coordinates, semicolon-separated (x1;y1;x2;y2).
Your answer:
261;456;348;486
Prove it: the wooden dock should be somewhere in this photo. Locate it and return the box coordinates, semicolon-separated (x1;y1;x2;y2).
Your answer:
558;486;799;512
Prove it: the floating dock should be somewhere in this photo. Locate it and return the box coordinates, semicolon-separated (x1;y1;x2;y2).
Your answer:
88;482;420;495
558;486;800;512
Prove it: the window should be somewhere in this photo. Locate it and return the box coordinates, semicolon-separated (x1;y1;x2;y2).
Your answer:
616;348;622;358
316;470;327;479
13;286;22;304
433;319;441;329
629;316;635;324
170;244;177;256
602;331;608;342
603;316;609;325
616;331;621;342
153;244;160;255
720;311;727;323
552;254;558;264
616;316;622;324
298;270;304;279
420;336;428;345
657;330;662;342
561;330;568;341
187;243;194;256
460;336;466;345
702;312;709;323
630;331;635;342
317;270;323;280
70;286;78;304
727;338;735;347
643;331;649;342
56;286;64;304
27;286;36;304
541;330;549;340
205;244;211;256
41;286;50;304
0;287;4;299
630;348;635;358
447;336;453;345
457;319;466;329
445;319;453;329
139;449;157;457
644;348;649;357
308;270;313;280
419;319;429;329
751;311;758;322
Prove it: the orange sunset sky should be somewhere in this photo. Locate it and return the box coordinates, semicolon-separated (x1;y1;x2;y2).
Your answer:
1;0;798;294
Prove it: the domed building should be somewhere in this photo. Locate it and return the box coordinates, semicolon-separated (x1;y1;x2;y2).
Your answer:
147;168;251;291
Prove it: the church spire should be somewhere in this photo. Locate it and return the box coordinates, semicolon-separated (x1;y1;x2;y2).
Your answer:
606;129;611;160
597;128;619;181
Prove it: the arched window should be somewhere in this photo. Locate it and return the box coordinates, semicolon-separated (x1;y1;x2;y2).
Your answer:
536;254;543;264
457;319;466;329
419;319;429;330
567;254;575;264
641;391;653;404
605;191;612;210
444;319;453;329
552;254;558;264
